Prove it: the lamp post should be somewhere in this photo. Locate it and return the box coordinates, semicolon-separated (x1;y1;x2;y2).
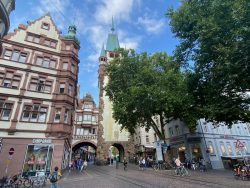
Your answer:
109;148;112;166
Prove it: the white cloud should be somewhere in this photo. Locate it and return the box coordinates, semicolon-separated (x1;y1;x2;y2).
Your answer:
34;0;70;30
118;30;141;49
138;14;165;34
94;0;134;24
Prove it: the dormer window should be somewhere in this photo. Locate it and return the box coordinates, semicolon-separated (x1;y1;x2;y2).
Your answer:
41;22;49;30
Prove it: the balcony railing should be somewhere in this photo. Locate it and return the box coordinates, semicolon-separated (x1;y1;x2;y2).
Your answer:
73;134;97;140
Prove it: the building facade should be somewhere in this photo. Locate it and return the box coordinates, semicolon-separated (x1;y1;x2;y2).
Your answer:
0;0;15;53
165;119;250;169
72;93;99;162
134;126;156;159
96;22;134;163
0;14;80;176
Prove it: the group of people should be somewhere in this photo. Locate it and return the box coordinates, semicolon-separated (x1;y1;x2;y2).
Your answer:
69;158;88;172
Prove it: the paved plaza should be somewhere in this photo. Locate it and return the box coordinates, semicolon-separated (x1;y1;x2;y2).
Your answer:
45;164;250;188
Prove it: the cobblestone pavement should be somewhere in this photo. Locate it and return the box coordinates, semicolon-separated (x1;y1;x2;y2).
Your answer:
45;164;250;188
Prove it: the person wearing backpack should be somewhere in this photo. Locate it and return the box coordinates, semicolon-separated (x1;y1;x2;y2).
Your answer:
50;166;59;188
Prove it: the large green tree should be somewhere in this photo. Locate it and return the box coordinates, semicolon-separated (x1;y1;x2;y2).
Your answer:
167;0;250;126
105;49;198;140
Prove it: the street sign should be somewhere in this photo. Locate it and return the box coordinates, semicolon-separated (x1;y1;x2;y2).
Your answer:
235;139;244;148
9;148;14;155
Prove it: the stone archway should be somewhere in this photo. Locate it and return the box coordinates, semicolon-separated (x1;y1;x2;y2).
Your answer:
72;141;97;162
111;143;125;162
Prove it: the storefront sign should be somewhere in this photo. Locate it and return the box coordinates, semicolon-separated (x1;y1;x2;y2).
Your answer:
32;139;52;144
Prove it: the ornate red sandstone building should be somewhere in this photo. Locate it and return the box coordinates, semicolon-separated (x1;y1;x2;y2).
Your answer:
0;14;80;176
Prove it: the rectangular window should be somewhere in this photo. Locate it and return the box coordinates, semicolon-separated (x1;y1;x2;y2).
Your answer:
169;127;173;136
68;84;72;96
0;71;21;89
35;57;57;69
71;64;75;73
63;62;68;70
77;113;83;121
175;125;180;135
227;142;233;155
0;100;13;120
146;135;150;143
207;141;215;155
3;49;27;63
54;109;61;122
84;104;93;109
83;114;92;121
21;104;47;123
34;36;40;43
92;115;96;122
23;145;53;174
59;83;65;94
29;77;52;93
220;142;227;156
42;22;49;30
65;45;71;50
64;109;68;123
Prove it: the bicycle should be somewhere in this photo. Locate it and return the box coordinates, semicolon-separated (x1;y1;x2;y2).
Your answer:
152;161;174;171
0;176;14;188
32;172;47;187
175;165;190;176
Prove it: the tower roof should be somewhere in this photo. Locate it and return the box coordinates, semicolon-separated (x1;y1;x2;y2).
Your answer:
63;24;80;44
106;19;120;51
100;43;106;57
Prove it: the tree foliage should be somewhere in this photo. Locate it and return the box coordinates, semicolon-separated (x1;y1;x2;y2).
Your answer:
105;49;198;140
167;0;250;126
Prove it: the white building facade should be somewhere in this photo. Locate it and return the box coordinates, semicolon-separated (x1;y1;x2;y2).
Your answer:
165;119;250;169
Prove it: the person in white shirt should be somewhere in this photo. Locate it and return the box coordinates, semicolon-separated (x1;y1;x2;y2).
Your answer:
175;156;181;175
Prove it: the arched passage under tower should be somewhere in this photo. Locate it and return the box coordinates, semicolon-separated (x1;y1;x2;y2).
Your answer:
108;143;125;163
72;141;97;163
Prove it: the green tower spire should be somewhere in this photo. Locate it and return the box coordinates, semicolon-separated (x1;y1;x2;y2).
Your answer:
63;24;80;44
106;18;120;51
100;43;106;57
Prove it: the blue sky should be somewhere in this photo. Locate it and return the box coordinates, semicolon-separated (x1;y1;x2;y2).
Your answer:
10;0;180;103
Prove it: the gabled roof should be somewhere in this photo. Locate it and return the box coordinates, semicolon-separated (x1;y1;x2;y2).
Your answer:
4;13;61;41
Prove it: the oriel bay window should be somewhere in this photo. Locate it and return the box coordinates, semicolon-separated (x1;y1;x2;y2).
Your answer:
21;104;48;122
3;49;27;63
0;71;21;89
83;114;92;121
0;100;13;120
29;77;52;93
35;57;56;69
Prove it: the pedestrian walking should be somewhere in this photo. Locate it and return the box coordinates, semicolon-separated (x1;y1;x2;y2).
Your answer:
116;156;119;169
81;160;88;171
142;158;146;170
50;166;59;188
175;156;181;175
123;157;128;171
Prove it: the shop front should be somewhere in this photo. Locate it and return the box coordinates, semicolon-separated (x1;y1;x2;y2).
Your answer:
22;142;53;176
0;137;68;177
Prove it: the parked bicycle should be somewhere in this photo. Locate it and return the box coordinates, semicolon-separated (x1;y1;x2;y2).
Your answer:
32;172;47;187
234;164;250;181
175;164;189;176
152;161;174;171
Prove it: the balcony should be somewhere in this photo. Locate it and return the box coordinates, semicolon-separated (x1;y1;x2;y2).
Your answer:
73;134;97;140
